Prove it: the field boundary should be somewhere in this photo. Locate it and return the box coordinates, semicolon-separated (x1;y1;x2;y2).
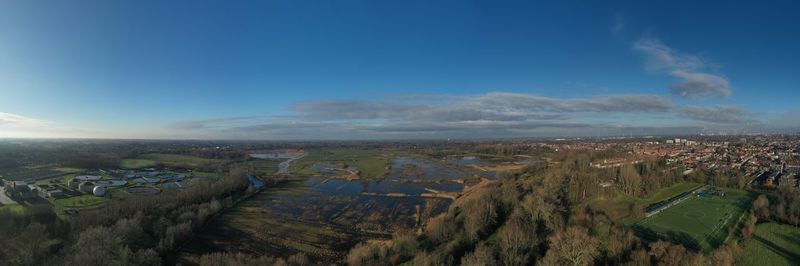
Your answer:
644;185;705;218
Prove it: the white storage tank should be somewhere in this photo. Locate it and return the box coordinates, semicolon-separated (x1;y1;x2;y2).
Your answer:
92;186;107;197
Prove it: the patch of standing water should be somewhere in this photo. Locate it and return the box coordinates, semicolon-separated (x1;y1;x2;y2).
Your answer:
250;150;306;175
261;176;453;230
446;155;492;166
389;156;464;181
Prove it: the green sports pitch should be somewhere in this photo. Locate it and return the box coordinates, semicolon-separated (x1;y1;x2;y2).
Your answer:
636;187;756;252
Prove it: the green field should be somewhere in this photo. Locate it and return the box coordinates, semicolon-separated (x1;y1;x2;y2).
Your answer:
53;194;107;208
120;159;157;169
739;222;800;266
0;204;25;214
291;149;392;179
636;187;755;252
249;158;282;176
642;182;704;204
585;182;703;223
191;171;220;179
121;153;222;169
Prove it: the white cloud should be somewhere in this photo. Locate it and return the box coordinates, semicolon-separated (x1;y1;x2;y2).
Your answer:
678;105;753;124
0;112;49;128
0;112;59;138
165;92;761;139
633;38;732;99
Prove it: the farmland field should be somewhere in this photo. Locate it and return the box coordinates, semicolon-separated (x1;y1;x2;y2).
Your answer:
0;166;65;181
121;153;222;169
738;222;800;266
120;158;157;169
290;149;393;179
636;187;755;252
249;158;282;176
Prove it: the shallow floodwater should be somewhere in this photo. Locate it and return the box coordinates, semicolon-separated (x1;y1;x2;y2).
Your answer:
260;177;452;230
446;156;492;166
389;156;465;180
257;156;466;231
180;154;468;262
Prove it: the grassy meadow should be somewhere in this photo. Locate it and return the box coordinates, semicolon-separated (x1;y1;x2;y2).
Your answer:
636;187;755;252
290;149;392;179
586;182;703;223
121;153;222;169
53;194;107;208
738;222;800;266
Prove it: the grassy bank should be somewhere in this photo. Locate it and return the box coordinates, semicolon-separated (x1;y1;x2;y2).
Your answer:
739;222;800;266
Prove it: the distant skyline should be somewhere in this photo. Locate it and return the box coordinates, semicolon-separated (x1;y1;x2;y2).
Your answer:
1;1;799;139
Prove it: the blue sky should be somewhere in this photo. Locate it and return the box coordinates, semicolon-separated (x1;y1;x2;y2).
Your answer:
1;0;798;139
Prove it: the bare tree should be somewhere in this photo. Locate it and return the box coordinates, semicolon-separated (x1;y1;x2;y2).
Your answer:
541;226;599;266
498;214;535;266
753;195;770;219
461;242;496;266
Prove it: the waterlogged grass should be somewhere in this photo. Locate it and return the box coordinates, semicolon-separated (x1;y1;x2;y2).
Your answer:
739;222;800;266
249;158;281;176
291;149;392;179
180;179;367;263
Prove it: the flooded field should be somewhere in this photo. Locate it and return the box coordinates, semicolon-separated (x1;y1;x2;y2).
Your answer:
181;151;519;262
446;154;541;178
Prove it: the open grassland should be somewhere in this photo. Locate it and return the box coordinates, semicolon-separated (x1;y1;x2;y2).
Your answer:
53;167;83;174
586;182;703;223
642;182;704;205
191;171;220;179
584;193;639;223
0;204;25;214
291;149;392;179
249;158;281;176
120;158;157;169
47;174;75;185
0;166;64;181
53;194;107;208
738;222;800;266
121;153;222;169
636;187;755;252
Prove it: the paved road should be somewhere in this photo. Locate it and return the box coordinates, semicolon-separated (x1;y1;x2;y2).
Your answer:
0;187;17;205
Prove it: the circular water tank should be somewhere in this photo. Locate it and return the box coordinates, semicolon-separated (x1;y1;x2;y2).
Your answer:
92;186;107;197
